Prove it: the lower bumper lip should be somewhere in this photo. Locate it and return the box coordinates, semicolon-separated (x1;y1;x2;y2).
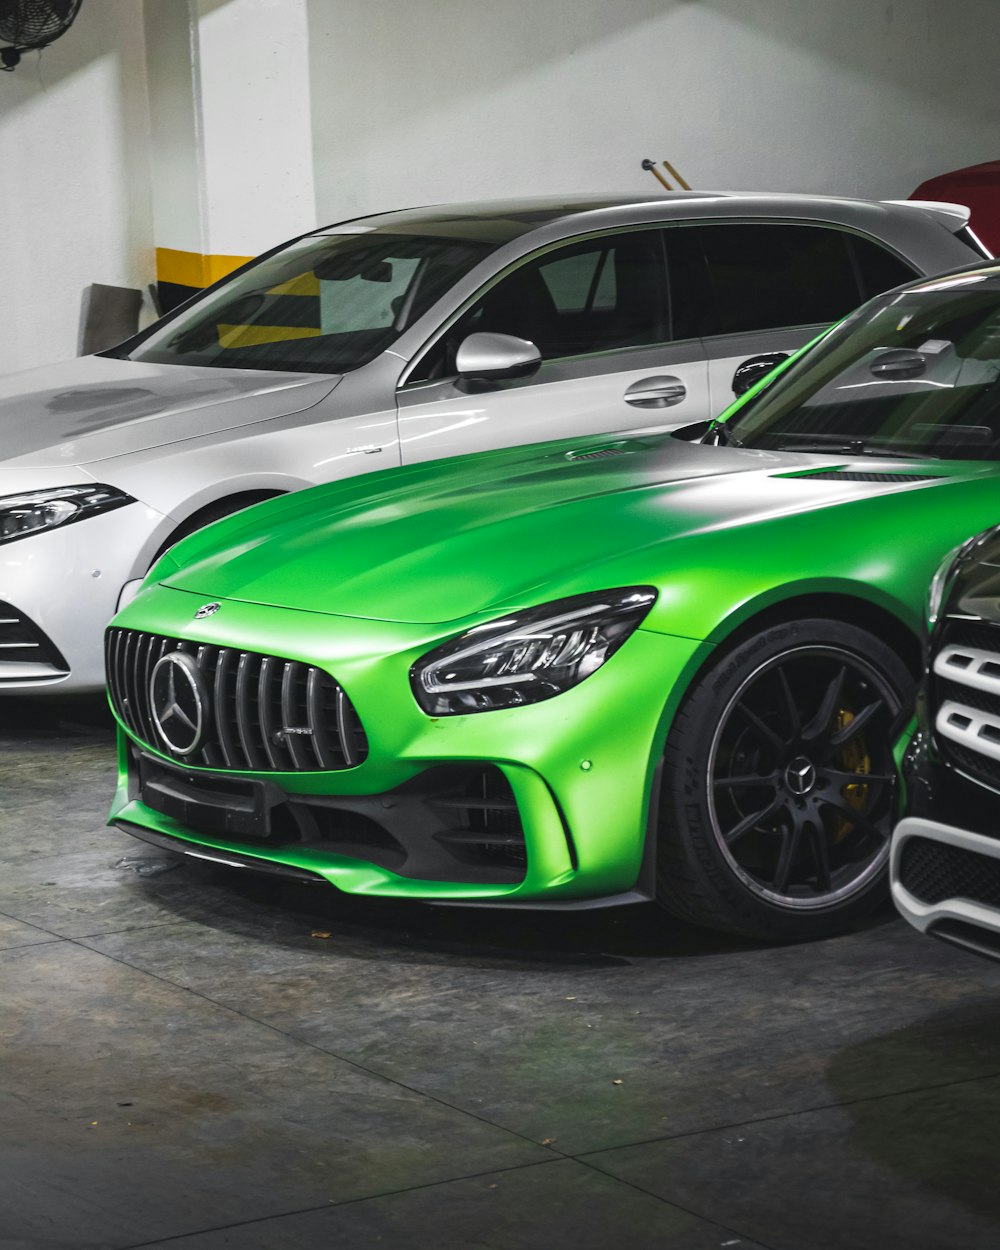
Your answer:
113;819;328;883
112;819;656;910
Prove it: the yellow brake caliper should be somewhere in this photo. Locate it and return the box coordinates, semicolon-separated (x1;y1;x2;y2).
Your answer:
833;708;870;841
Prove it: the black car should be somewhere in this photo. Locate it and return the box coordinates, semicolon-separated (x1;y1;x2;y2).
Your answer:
892;522;1000;959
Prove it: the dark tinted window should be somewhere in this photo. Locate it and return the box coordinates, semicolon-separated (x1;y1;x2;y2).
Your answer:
692;224;862;335
408;230;669;381
662;230;703;342
851;234;919;298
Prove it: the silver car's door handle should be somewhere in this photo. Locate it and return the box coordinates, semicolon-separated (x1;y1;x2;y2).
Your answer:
624;375;687;408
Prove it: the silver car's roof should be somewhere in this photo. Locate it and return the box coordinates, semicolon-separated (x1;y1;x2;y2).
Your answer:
310;191;970;245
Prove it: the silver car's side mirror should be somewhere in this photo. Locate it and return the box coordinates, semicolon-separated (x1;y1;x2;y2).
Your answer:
455;332;542;383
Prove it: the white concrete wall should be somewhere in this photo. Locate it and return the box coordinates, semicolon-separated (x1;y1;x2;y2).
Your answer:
0;0;152;375
146;0;316;262
144;0;202;263
195;0;316;258
306;0;1000;225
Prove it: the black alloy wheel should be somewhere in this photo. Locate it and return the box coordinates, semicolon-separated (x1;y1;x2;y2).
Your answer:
657;618;914;941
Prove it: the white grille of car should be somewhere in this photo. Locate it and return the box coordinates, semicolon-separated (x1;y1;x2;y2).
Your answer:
933;643;1000;762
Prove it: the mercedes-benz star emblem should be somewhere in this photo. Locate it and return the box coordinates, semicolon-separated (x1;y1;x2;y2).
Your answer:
195;602;221;619
785;756;817;797
150;651;208;756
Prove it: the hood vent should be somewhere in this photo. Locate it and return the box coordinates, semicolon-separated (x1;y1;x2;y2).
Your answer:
777;468;940;484
565;444;629;463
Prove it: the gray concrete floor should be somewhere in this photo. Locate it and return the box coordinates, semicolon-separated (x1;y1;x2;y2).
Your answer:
2;699;1000;1250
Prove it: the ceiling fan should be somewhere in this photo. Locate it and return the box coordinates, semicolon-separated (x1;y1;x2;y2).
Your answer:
0;0;84;71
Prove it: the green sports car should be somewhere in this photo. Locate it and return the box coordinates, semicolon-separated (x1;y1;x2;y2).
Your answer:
107;263;1000;941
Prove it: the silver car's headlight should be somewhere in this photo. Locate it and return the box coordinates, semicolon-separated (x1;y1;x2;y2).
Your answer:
0;485;134;546
410;587;657;715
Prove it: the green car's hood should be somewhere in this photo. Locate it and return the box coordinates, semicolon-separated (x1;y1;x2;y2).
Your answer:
157;433;970;625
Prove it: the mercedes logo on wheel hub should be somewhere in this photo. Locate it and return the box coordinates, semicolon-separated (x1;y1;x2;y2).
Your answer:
150;651;208;756
785;756;817;796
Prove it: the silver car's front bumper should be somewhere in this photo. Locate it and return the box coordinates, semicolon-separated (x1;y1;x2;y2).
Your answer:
892;816;1000;960
0;501;166;693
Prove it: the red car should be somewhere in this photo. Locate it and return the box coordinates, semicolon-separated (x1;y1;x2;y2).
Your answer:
912;161;1000;255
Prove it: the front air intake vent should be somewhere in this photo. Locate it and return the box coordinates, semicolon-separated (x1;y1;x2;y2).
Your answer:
106;628;368;773
0;601;68;669
899;835;1000;909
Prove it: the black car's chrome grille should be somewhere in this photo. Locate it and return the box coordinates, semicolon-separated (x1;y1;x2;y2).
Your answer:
940;740;1000;790
106;628;368;772
899;835;1000;910
0;600;68;669
937;619;1000;655
929;619;1000;792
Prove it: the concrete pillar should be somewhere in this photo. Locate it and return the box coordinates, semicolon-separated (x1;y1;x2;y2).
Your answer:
145;0;317;310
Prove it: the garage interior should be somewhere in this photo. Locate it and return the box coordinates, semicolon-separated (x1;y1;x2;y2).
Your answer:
11;699;1000;1249
4;2;1000;1248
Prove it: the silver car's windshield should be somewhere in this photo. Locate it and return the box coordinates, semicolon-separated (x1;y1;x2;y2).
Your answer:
729;272;1000;461
126;232;495;374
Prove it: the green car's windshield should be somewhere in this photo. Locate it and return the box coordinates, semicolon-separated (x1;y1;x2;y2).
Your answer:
728;271;1000;460
125;232;495;374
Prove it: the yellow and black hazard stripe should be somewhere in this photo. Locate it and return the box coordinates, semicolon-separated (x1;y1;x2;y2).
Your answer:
155;247;252;312
156;248;323;350
218;269;322;348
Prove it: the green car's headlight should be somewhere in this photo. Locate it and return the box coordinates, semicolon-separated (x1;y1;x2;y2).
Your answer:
411;587;657;716
0;484;134;545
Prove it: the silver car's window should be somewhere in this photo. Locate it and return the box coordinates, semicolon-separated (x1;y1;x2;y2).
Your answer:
409;229;669;382
852;232;921;298
729;277;1000;460
127;233;494;373
682;223;917;336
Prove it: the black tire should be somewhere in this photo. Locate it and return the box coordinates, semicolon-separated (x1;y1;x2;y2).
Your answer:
656;618;915;942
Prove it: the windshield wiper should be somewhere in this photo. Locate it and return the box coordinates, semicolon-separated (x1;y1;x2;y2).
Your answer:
767;437;928;460
847;445;932;461
707;420;744;448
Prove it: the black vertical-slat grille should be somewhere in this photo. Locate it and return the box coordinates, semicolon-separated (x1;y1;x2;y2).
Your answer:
105;628;368;772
